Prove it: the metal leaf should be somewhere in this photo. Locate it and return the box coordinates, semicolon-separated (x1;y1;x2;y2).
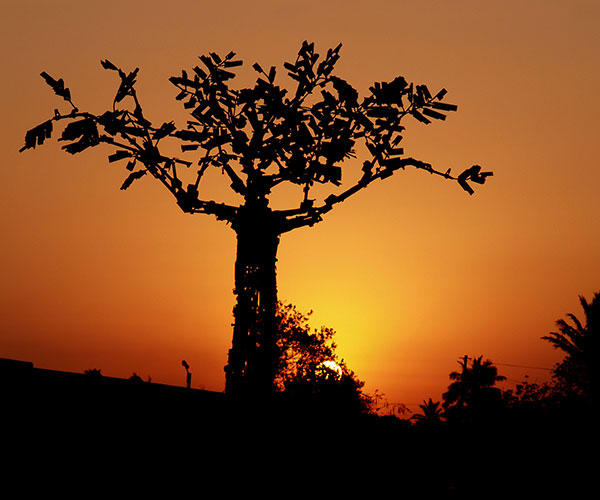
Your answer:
120;170;147;190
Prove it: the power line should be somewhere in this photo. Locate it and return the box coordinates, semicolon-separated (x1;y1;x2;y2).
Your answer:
495;362;553;371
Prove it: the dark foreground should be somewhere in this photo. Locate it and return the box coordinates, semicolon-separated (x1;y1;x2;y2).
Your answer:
1;358;592;496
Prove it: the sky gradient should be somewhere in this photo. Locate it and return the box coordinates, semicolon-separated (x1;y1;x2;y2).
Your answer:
2;0;599;412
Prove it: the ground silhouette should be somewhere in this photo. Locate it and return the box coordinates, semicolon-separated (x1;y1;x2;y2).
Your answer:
3;286;597;495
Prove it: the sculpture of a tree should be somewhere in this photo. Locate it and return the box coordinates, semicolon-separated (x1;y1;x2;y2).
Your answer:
21;41;491;395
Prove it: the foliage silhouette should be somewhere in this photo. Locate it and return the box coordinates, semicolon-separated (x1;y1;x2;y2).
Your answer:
510;377;555;406
542;291;599;403
442;355;506;424
274;302;336;387
274;302;372;414
21;41;491;395
411;398;443;426
501;375;567;427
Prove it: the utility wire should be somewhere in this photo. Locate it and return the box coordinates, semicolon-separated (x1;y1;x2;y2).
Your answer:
494;362;553;371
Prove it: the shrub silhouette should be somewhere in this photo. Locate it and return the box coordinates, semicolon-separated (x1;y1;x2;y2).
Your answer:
275;302;372;414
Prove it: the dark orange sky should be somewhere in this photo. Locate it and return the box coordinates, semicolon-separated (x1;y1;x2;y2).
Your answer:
2;0;599;413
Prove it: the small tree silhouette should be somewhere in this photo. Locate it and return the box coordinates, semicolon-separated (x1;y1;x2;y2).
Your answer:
411;398;444;426
21;41;491;395
274;301;372;414
274;302;337;388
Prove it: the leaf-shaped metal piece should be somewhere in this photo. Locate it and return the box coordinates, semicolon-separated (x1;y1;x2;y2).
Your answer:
120;170;147;190
59;118;96;142
152;122;176;141
457;165;492;194
40;72;71;101
331;76;358;105
411;109;431;124
114;68;139;104
101;59;118;71
19;120;53;152
223;60;243;68
108;150;133;163
422;108;447;121
430;101;458;112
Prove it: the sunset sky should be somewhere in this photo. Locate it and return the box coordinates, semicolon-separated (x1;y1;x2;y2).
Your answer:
2;0;599;413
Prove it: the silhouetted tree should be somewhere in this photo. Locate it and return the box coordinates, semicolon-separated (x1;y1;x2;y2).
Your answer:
84;368;103;377
275;302;335;387
411;398;443;426
21;41;491;395
510;377;554;405
502;376;564;424
442;355;506;424
275;302;372;414
542;291;599;403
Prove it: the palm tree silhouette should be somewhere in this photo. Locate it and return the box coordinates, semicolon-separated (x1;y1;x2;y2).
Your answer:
542;291;599;401
442;355;506;424
411;398;443;425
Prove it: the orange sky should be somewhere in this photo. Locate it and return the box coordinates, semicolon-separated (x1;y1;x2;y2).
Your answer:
2;0;599;413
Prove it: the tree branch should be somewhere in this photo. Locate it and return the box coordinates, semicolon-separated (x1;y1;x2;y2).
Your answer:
279;158;454;232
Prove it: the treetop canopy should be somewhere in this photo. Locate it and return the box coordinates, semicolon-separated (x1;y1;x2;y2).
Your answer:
21;41;492;231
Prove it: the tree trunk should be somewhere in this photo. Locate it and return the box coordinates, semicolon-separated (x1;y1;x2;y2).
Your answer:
225;203;281;395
